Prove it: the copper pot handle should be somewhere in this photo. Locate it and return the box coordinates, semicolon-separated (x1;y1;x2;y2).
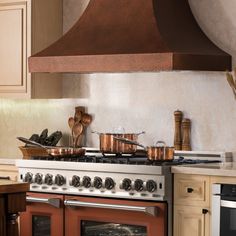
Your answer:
113;136;146;149
154;141;166;159
154;141;166;147
136;131;145;135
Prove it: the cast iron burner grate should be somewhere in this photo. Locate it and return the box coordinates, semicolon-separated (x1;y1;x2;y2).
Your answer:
30;155;221;166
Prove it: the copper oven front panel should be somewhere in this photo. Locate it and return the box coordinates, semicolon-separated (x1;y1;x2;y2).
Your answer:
65;195;167;236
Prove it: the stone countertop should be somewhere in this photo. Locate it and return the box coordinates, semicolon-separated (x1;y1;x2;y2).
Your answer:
171;162;236;177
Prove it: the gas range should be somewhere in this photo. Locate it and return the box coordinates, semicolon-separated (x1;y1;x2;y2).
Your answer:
15;149;232;202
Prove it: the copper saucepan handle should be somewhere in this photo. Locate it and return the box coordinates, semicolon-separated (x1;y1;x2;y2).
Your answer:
113;136;146;149
17;137;51;149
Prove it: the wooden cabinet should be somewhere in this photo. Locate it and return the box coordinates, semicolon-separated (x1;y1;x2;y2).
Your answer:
0;0;62;98
174;174;210;236
0;164;18;181
0;180;29;236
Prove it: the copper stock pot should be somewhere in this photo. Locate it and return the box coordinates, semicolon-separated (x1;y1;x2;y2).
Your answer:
92;131;145;154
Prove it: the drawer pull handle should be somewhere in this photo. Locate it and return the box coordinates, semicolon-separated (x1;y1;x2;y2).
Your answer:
187;187;194;193
202;209;208;214
0;176;10;180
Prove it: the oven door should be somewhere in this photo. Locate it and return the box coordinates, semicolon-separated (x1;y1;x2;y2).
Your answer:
20;192;64;236
64;196;167;236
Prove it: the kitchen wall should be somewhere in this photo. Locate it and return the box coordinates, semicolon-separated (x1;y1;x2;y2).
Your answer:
0;0;236;158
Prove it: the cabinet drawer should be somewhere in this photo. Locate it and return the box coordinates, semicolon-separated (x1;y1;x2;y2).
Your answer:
174;174;210;206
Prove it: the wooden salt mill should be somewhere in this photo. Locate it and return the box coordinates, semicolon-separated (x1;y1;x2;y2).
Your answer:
174;110;183;150
182;118;191;151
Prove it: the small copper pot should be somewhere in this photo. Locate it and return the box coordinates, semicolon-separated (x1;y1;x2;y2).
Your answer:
113;138;174;161
147;141;174;161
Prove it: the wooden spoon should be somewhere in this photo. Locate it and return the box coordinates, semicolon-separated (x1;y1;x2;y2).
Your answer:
72;122;84;147
68;117;75;129
81;113;92;127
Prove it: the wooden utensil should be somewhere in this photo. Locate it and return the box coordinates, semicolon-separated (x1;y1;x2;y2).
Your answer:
68;117;75;129
72;122;84;147
81;113;92;127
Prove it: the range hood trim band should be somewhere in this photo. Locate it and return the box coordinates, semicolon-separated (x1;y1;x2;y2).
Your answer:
29;53;230;73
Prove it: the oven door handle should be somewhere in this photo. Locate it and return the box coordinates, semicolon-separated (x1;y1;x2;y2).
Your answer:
64;200;158;217
26;196;61;208
221;200;236;209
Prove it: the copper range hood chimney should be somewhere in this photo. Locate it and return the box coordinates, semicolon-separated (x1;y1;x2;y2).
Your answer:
29;0;231;73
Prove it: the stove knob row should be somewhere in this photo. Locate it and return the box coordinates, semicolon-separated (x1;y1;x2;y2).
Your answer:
70;176;115;190
120;178;157;193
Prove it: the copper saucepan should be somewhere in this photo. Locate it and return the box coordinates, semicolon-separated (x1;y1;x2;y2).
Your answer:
113;137;174;161
92;131;145;154
17;137;86;157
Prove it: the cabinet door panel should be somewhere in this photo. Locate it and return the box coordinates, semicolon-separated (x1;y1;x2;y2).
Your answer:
174;205;209;236
0;2;27;93
20;192;64;236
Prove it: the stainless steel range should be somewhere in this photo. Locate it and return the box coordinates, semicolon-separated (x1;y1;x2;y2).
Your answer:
16;150;231;236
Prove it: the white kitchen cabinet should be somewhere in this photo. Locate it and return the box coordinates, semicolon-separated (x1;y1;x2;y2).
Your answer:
0;0;62;98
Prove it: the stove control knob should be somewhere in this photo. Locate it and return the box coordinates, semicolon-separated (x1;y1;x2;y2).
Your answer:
82;176;91;188
23;172;33;183
146;180;157;193
71;175;80;187
45;174;53;185
55;174;66;186
134;179;144;192
105;177;115;190
93;177;102;189
34;173;43;185
121;178;132;191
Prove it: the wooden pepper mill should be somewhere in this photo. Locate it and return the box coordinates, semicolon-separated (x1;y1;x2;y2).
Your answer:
174;110;183;150
182;118;191;151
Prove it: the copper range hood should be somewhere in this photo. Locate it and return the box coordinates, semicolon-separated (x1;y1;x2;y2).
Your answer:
29;0;231;73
